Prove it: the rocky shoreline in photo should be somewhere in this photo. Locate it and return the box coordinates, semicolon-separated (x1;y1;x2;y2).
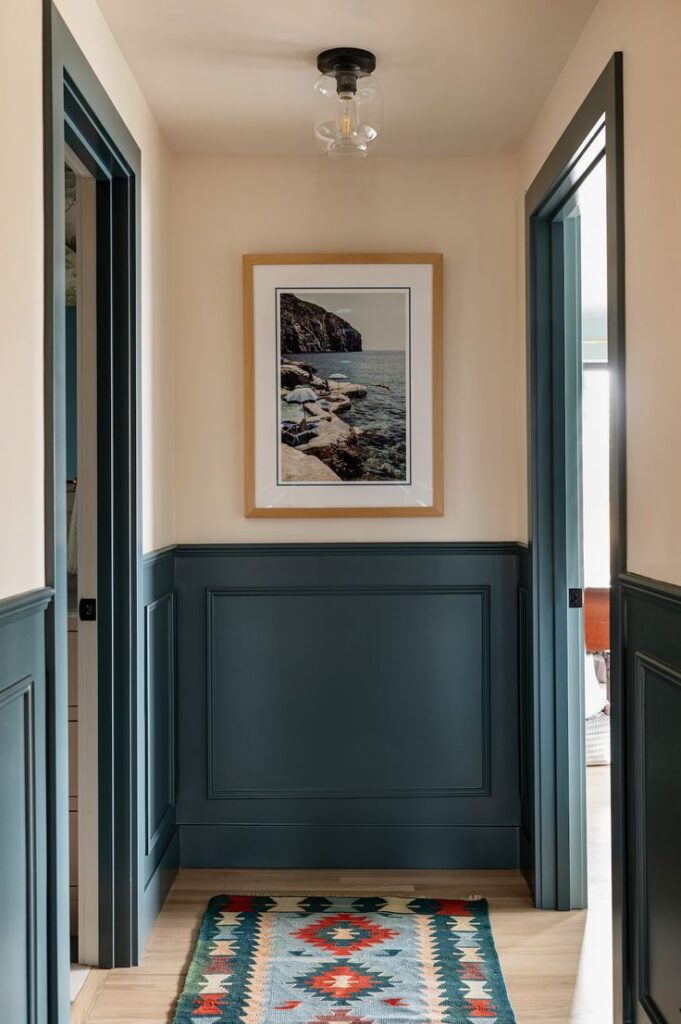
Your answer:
279;359;405;482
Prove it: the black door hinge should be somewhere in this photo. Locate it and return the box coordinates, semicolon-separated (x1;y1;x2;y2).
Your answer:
568;588;583;609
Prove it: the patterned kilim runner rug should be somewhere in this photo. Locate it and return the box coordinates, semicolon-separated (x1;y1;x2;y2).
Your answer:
172;895;516;1023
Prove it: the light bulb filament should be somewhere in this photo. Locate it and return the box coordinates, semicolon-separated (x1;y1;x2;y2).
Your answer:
341;105;352;138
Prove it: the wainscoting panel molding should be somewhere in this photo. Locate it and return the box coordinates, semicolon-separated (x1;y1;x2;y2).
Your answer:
176;543;524;868
139;549;178;952
144;591;176;857
0;588;52;1024
622;572;681;1023
517;547;533;889
206;584;491;801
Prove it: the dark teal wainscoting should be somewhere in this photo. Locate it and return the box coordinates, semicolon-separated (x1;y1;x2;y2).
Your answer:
0;587;52;1024
175;543;527;869
518;549;533;889
621;572;681;1022
139;548;178;952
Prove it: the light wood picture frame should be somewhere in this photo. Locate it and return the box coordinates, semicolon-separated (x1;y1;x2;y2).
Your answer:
244;253;443;518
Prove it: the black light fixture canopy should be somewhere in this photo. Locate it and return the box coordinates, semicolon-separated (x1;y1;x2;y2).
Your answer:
317;47;377;95
313;47;382;156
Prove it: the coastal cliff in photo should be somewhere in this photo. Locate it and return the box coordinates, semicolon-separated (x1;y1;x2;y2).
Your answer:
279;292;362;353
277;289;410;484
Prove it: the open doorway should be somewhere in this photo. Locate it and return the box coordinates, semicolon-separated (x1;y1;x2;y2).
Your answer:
44;13;143;1017
525;53;627;1019
579;162;612;766
64;155;99;1001
577;155;614;1020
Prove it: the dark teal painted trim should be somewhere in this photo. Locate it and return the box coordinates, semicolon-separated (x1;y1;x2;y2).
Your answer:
619;571;681;1022
65;307;77;479
138;830;179;957
175;542;522;870
142;544;178;567
620;571;681;607
179;824;520;870
631;651;681;1024
205;582;491;802
0;677;39;1023
517;547;532;890
526;50;627;1017
139;547;178;954
175;541;526;558
45;1;142;990
0;592;50;1023
603;58;628;1024
143;591;177;860
550;212;587;912
0;589;54;628
43;8;71;1013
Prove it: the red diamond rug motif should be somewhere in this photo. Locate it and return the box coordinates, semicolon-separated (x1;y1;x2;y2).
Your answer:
293;960;393;1004
294;914;398;956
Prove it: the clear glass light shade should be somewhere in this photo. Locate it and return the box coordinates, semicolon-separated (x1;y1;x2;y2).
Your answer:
313;74;382;157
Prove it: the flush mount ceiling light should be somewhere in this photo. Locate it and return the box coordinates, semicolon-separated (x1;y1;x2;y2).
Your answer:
313;47;382;158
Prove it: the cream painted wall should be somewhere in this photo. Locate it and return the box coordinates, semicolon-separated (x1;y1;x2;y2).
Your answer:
519;0;681;584
0;0;45;599
7;0;677;576
55;0;175;553
0;0;174;601
172;155;522;542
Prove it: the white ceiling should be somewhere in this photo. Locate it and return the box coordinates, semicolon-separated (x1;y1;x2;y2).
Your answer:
94;0;598;156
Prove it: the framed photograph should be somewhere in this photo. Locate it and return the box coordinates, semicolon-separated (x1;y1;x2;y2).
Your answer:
243;253;443;517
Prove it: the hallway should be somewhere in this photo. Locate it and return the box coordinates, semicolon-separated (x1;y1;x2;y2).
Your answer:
10;2;681;1020
74;769;611;1024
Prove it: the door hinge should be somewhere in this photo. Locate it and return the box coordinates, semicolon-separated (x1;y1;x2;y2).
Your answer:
568;588;583;609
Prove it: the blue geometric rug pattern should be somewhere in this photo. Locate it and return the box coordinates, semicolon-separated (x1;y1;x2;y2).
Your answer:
171;895;516;1022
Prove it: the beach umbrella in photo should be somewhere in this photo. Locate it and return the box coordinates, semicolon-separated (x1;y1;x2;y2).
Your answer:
285;386;318;423
327;372;348;393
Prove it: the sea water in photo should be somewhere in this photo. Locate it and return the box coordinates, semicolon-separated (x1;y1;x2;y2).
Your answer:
282;351;409;482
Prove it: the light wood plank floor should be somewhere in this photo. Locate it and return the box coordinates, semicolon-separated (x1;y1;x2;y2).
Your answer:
75;767;612;1024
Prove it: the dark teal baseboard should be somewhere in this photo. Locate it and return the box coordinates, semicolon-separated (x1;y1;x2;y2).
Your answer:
139;829;179;953
174;541;527;869
179;823;519;869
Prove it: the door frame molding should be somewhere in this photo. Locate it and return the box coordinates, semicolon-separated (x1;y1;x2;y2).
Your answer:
65;152;100;966
525;53;628;1017
43;5;142;1017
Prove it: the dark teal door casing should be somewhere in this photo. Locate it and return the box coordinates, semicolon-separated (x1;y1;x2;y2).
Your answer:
44;7;147;1020
526;52;628;1018
550;210;587;910
46;4;142;967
